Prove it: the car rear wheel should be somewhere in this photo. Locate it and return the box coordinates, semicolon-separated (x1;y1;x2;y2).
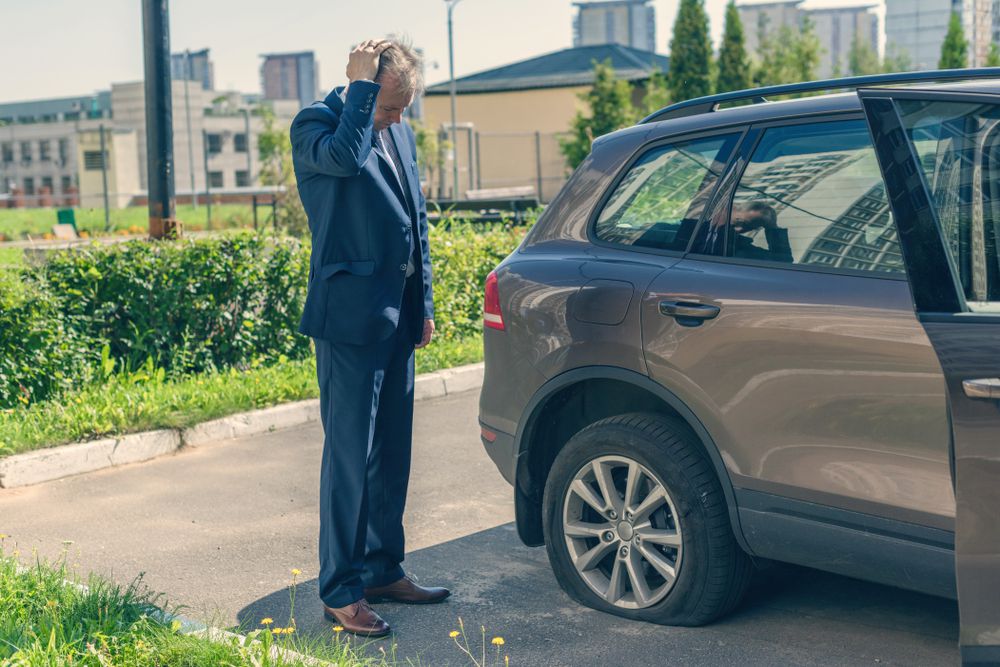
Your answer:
542;413;752;626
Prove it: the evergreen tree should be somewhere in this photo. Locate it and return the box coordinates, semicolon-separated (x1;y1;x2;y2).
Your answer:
753;16;821;86
882;43;913;73
986;43;1000;67
716;0;751;93
559;60;636;169
668;0;713;102
939;12;968;69
640;67;671;117
848;34;881;76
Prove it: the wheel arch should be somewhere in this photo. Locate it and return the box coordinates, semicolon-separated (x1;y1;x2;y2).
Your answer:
512;366;750;553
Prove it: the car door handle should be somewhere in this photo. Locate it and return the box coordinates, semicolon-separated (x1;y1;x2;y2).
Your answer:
659;301;721;320
962;378;1000;400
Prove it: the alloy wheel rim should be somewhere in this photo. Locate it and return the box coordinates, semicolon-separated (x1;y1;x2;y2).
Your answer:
562;455;683;609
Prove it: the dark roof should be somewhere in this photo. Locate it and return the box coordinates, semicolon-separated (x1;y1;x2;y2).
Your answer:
425;44;669;95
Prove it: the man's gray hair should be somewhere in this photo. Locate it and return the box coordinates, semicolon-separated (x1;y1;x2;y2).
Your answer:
375;36;425;97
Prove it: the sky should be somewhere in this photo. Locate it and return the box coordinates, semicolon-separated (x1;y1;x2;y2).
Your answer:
0;0;885;104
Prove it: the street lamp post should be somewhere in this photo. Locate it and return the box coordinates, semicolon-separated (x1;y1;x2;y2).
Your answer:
445;0;462;200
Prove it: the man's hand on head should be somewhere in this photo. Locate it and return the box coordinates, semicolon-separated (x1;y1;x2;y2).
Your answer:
346;39;392;83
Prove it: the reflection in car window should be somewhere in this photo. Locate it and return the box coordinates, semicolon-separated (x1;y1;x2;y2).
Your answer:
595;134;739;251
705;119;904;275
896;99;1000;311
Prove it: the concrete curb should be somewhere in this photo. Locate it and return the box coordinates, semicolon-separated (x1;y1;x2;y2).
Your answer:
0;362;484;489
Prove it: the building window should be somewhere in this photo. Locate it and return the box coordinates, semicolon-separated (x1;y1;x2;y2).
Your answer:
23;177;35;195
41;176;53;192
1;143;12;164
234;133;248;153
83;151;107;170
58;138;69;165
61;175;73;193
20;141;31;163
235;170;250;187
208;171;224;188
206;134;223;155
39;140;51;162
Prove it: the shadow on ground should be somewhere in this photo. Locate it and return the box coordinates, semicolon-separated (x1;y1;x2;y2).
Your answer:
236;523;957;666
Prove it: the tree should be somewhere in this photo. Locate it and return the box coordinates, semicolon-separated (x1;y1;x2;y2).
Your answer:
882;43;913;73
986;42;1000;67
716;0;751;93
559;60;636;169
409;117;450;198
847;34;881;76
640;67;671;117
939;12;968;69
257;105;308;236
752;15;822;87
668;0;713;102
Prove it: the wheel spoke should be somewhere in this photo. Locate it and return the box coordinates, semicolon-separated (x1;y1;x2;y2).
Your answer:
574;539;616;572
564;520;610;540
623;461;642;511
591;460;622;514
632;484;667;523
638;543;677;583
605;555;625;603
625;548;653;606
571;479;608;515
636;527;681;548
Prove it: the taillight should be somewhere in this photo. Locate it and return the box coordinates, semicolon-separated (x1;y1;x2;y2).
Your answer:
484;270;505;331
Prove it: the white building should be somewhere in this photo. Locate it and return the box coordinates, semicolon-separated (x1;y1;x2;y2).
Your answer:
573;0;657;52
886;0;993;70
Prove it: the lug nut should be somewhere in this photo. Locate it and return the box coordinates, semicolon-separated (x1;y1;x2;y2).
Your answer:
608;510;618;520
603;531;615;542
619;546;629;557
624;510;633;520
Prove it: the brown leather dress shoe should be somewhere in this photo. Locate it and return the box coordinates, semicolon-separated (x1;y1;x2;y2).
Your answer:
322;599;391;637
364;575;451;604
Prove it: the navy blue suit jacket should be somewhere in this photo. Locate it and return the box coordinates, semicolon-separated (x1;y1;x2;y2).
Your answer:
291;80;433;345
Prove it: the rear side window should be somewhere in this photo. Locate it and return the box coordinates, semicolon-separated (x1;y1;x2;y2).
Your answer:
594;133;739;252
698;119;905;275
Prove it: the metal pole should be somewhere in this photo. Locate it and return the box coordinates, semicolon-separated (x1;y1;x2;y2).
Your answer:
141;0;177;239
99;124;111;231
183;49;197;210
202;129;212;229
466;126;474;191
447;0;461;200
535;131;543;204
475;130;481;189
252;194;258;230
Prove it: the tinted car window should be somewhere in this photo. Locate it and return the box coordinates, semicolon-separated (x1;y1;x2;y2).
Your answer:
896;98;1000;310
594;133;739;251
698;119;904;275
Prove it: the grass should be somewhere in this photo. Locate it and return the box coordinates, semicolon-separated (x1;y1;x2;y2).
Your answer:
0;204;261;240
0;546;392;666
0;334;483;457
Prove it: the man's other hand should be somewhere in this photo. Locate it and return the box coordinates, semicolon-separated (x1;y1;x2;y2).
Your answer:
415;319;435;349
346;39;392;82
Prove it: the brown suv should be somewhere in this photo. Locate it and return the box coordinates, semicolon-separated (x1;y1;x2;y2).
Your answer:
478;70;1000;661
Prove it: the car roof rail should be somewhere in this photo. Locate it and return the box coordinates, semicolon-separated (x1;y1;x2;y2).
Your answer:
640;67;1000;124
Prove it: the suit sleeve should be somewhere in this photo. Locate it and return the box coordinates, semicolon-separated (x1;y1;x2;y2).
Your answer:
407;123;435;320
290;81;380;177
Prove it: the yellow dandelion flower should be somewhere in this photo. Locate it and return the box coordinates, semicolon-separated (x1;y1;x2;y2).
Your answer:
260;618;273;626
492;637;505;646
283;627;295;634
291;568;301;576
46;600;58;608
333;625;344;633
449;630;460;638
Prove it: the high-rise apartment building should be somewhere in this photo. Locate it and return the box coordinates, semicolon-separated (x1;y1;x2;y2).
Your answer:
886;0;993;69
738;1;880;78
170;48;215;91
260;51;319;110
573;0;656;52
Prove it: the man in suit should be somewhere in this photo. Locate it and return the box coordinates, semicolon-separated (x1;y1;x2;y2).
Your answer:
290;38;449;638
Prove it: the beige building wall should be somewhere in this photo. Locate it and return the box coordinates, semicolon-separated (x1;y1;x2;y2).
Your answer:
422;86;586;201
76;128;139;209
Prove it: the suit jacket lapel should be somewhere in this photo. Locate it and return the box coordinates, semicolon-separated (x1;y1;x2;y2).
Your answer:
372;132;408;208
389;123;420;220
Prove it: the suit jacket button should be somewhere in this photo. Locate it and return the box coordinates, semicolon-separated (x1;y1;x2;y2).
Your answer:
399;264;407;271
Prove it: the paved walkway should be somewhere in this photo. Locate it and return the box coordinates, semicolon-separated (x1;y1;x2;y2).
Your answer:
0;390;958;665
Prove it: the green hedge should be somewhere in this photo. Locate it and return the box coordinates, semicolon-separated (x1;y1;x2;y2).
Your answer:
0;223;526;411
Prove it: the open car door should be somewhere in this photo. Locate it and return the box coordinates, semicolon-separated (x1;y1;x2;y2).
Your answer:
859;88;1000;665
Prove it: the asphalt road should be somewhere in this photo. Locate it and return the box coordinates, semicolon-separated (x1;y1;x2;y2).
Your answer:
0;389;958;665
